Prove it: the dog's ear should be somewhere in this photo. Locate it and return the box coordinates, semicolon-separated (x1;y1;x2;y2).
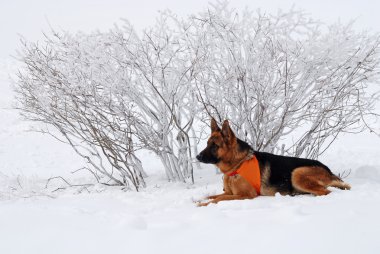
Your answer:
221;120;235;144
211;118;221;133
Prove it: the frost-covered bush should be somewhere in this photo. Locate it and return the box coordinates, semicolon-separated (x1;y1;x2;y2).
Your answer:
15;2;380;190
16;31;148;190
109;20;199;183
16;20;199;188
187;2;380;158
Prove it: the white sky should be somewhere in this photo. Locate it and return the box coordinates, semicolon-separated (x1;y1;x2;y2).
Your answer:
1;0;380;59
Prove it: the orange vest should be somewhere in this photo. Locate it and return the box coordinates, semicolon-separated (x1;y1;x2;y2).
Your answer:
228;155;261;195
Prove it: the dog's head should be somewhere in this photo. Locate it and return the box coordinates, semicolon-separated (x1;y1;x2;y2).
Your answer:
196;118;246;164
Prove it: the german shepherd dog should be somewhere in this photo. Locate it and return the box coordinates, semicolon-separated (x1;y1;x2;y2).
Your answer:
196;119;351;206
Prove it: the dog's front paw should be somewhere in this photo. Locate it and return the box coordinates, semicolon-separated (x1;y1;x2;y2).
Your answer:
193;199;206;206
196;201;210;207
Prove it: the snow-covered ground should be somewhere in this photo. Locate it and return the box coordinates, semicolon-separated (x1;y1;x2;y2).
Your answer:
1;171;380;254
1;1;380;254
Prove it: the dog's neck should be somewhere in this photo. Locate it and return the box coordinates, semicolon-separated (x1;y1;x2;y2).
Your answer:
217;150;252;174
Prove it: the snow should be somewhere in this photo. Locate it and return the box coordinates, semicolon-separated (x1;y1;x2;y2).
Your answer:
1;1;380;254
1;169;380;254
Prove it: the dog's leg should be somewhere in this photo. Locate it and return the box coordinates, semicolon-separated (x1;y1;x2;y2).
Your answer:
193;192;228;205
329;179;351;190
292;166;334;196
206;193;227;200
295;180;331;196
197;194;254;206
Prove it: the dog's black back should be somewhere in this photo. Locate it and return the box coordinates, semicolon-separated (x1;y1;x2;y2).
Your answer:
255;151;333;193
238;139;334;194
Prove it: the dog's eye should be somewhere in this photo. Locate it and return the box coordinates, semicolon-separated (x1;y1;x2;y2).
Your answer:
211;143;218;152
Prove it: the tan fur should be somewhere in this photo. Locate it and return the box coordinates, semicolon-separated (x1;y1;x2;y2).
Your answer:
198;194;254;207
216;142;247;174
329;180;351;190
291;166;351;196
259;164;277;196
214;137;245;174
199;174;258;206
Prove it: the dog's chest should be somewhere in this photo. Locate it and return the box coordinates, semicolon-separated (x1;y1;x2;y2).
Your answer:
224;175;257;196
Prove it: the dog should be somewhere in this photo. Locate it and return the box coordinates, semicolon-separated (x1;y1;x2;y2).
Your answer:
196;119;351;206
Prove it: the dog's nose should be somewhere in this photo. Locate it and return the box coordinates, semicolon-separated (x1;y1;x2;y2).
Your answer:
196;154;202;161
